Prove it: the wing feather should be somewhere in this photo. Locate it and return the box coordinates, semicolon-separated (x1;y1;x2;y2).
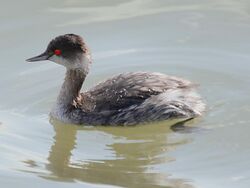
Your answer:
79;72;195;112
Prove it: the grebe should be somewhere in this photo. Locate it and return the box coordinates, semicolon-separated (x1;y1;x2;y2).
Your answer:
26;34;205;125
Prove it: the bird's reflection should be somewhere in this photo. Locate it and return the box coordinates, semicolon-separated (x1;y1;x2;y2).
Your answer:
24;119;196;188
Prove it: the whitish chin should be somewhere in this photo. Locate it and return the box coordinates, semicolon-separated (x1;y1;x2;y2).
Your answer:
49;55;90;73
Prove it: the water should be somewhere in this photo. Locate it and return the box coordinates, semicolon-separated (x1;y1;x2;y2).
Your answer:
1;0;250;187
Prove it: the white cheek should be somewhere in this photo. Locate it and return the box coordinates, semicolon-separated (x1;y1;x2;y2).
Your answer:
49;55;67;66
49;54;90;73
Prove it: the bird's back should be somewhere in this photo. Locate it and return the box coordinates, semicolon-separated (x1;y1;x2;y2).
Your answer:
75;72;205;125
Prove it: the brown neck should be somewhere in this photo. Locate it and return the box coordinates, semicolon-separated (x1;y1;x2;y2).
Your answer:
56;69;87;110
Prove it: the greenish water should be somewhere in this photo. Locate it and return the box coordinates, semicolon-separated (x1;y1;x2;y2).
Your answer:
1;0;250;188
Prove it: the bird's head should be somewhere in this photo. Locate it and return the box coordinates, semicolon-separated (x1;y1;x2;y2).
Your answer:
26;34;91;73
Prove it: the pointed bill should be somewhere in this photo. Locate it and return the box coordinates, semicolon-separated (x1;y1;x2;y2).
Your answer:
26;52;50;62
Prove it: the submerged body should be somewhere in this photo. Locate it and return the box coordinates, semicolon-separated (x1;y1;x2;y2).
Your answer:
27;34;205;125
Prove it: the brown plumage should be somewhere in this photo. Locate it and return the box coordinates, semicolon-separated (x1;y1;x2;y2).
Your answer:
26;34;205;126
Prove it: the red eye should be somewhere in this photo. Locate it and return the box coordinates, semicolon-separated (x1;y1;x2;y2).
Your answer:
54;49;61;56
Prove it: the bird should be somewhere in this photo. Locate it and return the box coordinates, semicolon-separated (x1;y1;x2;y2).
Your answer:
26;34;205;126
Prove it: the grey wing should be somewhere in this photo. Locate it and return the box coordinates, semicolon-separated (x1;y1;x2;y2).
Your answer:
82;72;195;112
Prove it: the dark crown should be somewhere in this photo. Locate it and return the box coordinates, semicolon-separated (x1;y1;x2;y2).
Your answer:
46;34;89;59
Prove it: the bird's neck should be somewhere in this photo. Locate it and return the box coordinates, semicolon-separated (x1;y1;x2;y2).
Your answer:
55;69;87;112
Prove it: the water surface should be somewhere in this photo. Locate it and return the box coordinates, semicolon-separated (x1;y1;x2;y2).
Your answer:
1;0;250;188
